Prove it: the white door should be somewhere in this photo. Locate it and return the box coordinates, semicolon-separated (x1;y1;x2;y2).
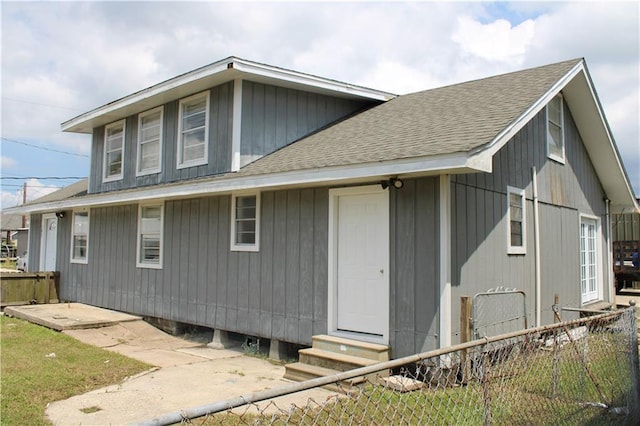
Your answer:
41;215;58;271
329;186;389;343
580;217;599;304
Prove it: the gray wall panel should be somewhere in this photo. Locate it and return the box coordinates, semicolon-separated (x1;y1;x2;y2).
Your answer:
390;177;440;358
239;81;374;167
89;83;234;194
450;97;609;345
54;187;330;346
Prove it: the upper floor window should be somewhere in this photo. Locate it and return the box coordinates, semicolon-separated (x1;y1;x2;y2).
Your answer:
546;94;565;163
104;120;125;181
177;91;209;169
231;193;260;252
70;210;89;264
137;107;163;176
507;186;526;255
137;204;164;268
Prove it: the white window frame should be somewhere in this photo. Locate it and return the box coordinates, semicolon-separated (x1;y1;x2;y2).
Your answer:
580;214;602;305
230;192;260;252
103;119;126;182
546;93;565;164
177;91;210;169
136;106;163;176
70;210;89;264
136;203;164;269
507;186;526;255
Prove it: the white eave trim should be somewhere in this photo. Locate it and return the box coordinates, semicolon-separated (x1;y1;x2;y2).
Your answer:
61;56;396;134
476;61;585;160
470;59;637;213
6;152;488;215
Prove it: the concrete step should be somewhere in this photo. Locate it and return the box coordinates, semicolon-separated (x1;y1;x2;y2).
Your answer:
311;335;390;361
299;347;380;371
283;362;365;393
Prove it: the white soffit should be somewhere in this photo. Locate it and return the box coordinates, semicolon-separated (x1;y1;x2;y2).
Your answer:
61;57;396;134
471;61;637;213
563;69;638;213
5;151;485;215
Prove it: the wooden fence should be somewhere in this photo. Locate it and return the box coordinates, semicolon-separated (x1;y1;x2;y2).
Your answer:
0;272;59;307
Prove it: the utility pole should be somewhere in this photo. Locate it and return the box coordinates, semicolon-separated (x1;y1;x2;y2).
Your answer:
22;182;27;228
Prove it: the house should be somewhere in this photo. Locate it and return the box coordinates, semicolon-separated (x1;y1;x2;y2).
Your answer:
6;57;638;359
1;214;27;258
612;202;640;290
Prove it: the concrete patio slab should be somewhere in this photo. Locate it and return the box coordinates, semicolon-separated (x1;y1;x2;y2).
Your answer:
4;302;141;330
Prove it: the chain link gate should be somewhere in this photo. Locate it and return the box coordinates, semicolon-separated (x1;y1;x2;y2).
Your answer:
472;287;527;340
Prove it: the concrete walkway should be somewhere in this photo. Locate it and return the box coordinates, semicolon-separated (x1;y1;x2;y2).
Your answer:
4;303;336;425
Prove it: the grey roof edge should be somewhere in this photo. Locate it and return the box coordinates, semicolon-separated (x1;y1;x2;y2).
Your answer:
61;56;397;133
463;58;637;213
1;152;487;215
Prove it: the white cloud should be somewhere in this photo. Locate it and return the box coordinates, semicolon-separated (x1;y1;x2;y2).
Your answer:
1;156;16;169
0;1;638;193
1;179;60;210
452;16;535;64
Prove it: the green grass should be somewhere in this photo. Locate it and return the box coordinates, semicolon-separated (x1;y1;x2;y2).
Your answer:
197;332;636;425
0;315;151;426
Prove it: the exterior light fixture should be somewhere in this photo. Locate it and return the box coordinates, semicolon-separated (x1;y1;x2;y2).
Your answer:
380;177;404;190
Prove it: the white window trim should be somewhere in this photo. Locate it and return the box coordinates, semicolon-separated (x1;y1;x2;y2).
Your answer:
70;209;89;264
230;192;260;252
580;214;602;305
507;186;527;255
136;203;164;269
136;106;163;176
103;119;126;182
177;91;210;169
546;93;565;164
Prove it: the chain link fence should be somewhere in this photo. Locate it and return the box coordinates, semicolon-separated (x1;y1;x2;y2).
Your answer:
139;307;639;425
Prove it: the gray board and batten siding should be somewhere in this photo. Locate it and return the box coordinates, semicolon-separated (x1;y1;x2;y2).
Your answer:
450;98;608;343
28;177;443;359
88;80;374;194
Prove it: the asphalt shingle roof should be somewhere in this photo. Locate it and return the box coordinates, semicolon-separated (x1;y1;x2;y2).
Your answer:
23;179;88;206
238;58;582;176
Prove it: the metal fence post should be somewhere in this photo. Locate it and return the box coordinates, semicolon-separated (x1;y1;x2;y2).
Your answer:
460;296;472;383
481;345;492;426
627;301;640;419
552;294;560;397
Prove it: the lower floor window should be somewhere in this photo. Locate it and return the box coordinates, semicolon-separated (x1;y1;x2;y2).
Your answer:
580;217;599;304
231;193;260;251
138;204;163;268
71;211;89;263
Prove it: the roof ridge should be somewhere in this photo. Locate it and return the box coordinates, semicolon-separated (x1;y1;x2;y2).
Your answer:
404;58;584;97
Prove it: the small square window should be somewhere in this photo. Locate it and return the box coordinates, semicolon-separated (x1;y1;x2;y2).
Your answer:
546;94;565;163
507;186;526;255
70;211;89;264
231;193;260;252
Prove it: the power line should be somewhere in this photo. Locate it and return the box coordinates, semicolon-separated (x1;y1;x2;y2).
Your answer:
1;183;64;188
2;97;84;112
0;176;86;180
1;137;89;158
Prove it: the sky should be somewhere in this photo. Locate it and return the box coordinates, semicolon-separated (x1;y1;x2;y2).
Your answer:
1;1;639;209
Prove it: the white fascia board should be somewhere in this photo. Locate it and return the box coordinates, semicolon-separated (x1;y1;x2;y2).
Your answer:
567;69;638;213
62;60;232;133
7;152;486;215
230;58;396;101
477;61;585;160
62;57;396;134
468;60;637;213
